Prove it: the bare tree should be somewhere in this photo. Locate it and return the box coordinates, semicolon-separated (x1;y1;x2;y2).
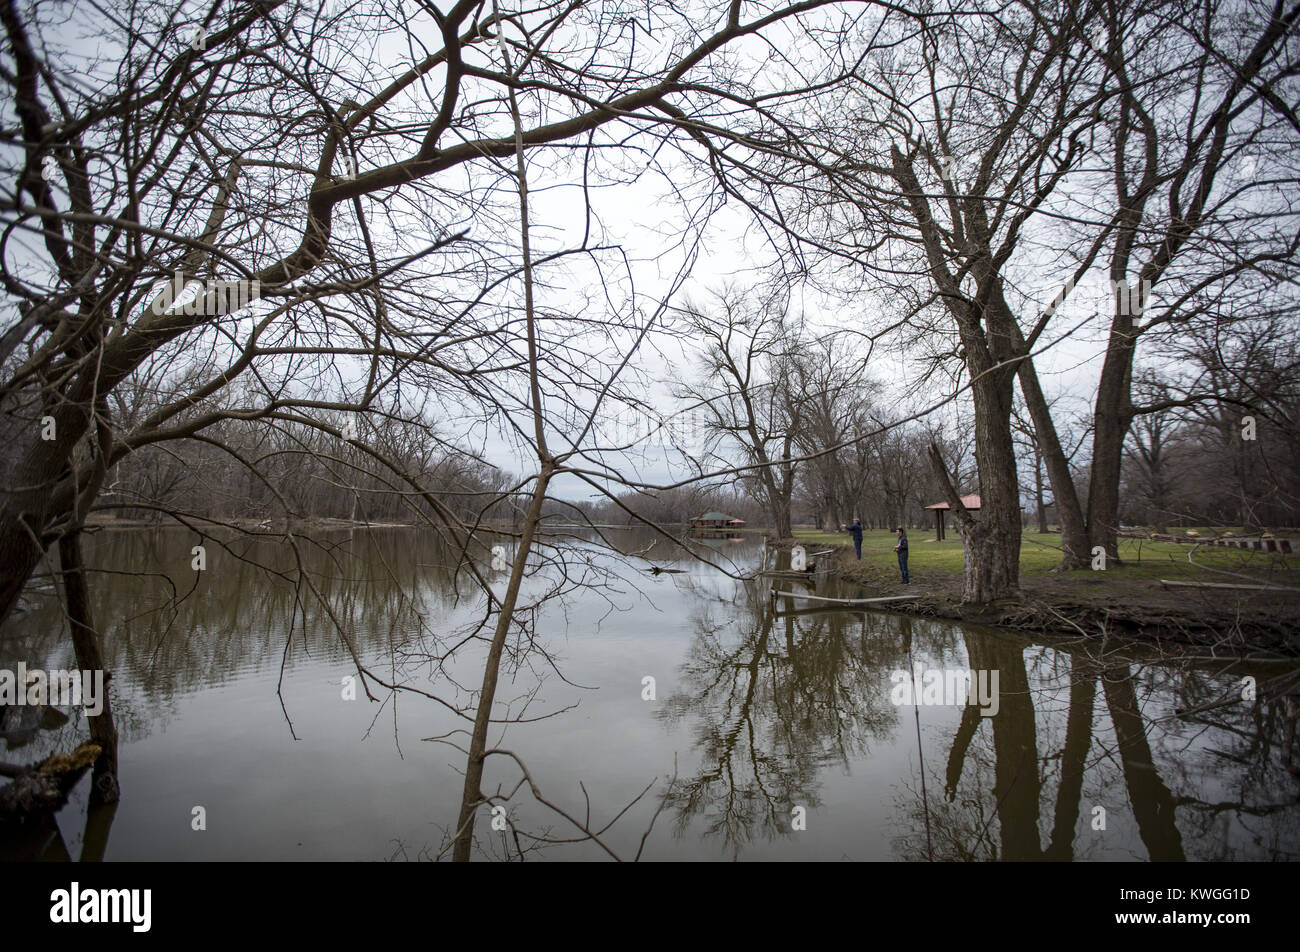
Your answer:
825;5;1104;597
1;0;893;843
740;0;1300;590
677;291;807;537
1077;0;1300;561
786;334;880;528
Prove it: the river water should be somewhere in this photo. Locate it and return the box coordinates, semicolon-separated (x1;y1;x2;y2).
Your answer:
3;526;1297;860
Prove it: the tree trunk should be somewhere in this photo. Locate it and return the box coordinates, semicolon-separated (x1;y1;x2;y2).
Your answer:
963;373;1022;602
1087;336;1135;563
760;462;794;538
0;414;71;627
0;386;109;626
961;513;1020;603
1015;354;1088;566
891;148;1020;602
451;463;553;861
1034;446;1048;535
58;530;119;805
774;497;792;538
929;379;1021;606
0;517;45;630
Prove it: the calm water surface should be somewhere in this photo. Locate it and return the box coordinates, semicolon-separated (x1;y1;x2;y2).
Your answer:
3;527;1298;861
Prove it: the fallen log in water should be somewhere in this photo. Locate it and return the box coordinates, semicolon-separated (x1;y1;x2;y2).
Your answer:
1159;579;1298;592
774;605;880;617
0;743;101;821
771;589;920;605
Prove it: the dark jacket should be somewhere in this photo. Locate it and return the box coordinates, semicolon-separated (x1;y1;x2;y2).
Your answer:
848;522;863;543
895;531;908;553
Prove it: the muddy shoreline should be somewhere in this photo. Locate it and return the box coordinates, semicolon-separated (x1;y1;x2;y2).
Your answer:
781;542;1300;659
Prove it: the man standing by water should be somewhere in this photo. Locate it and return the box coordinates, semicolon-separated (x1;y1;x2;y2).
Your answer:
841;518;864;560
894;527;909;583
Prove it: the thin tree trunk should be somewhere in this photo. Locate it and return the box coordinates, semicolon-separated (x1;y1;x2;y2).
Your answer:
452;5;550;860
1045;658;1096;860
57;529;119;805
451;464;553;861
1034;446;1048;535
1015;352;1088;565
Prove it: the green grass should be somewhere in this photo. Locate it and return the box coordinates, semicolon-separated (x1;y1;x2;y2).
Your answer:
794;527;1300;581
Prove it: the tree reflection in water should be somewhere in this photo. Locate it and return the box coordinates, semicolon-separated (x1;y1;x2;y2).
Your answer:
657;574;907;857
660;572;1300;861
5;528;1298;860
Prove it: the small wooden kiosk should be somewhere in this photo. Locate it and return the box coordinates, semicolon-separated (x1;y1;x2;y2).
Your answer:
923;494;982;541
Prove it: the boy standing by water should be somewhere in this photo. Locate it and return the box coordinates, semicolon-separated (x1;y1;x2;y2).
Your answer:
894;527;909;583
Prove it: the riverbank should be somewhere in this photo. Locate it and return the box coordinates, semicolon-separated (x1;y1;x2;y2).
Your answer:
787;529;1300;657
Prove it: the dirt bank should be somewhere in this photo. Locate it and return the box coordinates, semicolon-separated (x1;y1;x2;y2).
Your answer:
777;541;1300;658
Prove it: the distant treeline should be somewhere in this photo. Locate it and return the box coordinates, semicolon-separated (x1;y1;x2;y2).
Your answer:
99;414;514;526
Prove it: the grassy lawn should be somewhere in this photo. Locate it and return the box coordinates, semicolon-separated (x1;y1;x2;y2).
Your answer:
793;527;1300;582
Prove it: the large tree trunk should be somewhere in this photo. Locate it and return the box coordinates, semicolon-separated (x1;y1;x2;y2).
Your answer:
963;371;1022;602
773;496;793;538
892;147;1021;603
929;369;1022;605
1;363;117;626
1087;331;1136;563
961;512;1020;603
759;461;794;538
926;384;1020;604
0;514;46;629
915;303;1021;602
